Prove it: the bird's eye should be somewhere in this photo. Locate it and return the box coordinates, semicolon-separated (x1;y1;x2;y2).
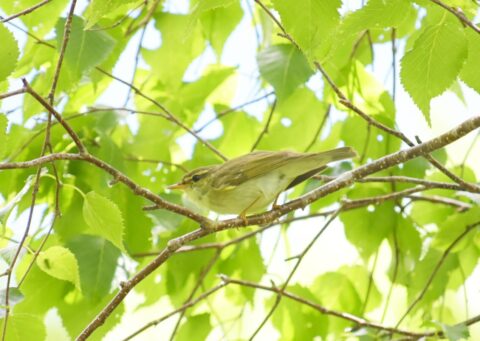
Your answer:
192;174;202;182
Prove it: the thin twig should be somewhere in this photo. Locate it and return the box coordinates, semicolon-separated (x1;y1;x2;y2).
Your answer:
222;276;441;338
194;91;275;133
304;104;331;152
1;167;42;341
396;221;480;327
123;24;148;107
251;99;277;151
255;0;480;194
1;0;51;23
95;68;228;161
123;282;227;341
249;211;340;339
429;0;480;34
168;251;221;340
391;28;397;103
406;194;472;211
48;0;78;103
23;80;86;154
125;0;162;35
124;156;189;173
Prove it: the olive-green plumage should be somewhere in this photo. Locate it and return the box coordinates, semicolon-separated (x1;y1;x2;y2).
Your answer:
168;147;356;217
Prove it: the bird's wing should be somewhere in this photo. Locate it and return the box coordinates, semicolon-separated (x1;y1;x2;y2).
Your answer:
210;151;303;190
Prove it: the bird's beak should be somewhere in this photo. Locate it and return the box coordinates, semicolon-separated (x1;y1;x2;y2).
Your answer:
167;182;187;190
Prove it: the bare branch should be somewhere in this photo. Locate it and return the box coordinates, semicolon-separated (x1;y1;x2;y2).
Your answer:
429;0;480;35
23;80;86;154
0;88;26;100
1;0;51;23
48;0;78;103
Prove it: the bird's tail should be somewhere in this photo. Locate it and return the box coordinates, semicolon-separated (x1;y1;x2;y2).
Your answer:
314;146;357;162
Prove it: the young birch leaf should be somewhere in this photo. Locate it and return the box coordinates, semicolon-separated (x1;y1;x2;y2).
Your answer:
400;21;467;124
0;314;46;341
460;28;480;94
85;0;138;29
0;23;19;82
343;0;416;32
83;191;126;252
176;313;211;341
199;1;243;58
56;16;115;86
37;246;81;292
258;44;313;99
67;235;120;301
272;0;341;61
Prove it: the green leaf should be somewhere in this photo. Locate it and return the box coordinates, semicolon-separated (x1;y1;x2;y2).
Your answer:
36;246;81;292
15;265;67;315
338;61;395;118
56;291;125;340
83;191;126;252
271;284;328;339
199;0;243;57
311;272;361;334
256;87;329;151
272;0;341;61
441;323;469;341
173;66;235;122
1;0;68;36
0;114;7;159
400;20;467;123
56;16;116;90
218;112;260;157
218;238;266;301
142;13;205;88
85;0;139;29
340;186;396;259
344;0;416;32
258;44;313;99
177;313;211;341
0;23;19;82
460;28;480;94
0;314;46;341
67;235;121;302
339;265;382;313
191;0;236;13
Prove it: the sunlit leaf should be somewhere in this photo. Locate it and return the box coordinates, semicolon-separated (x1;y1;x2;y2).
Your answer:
37;246;81;292
0;23;19;82
83;191;126;253
400;20;467;123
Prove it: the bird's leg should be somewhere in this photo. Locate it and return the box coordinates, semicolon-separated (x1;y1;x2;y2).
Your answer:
272;194;281;210
239;195;261;225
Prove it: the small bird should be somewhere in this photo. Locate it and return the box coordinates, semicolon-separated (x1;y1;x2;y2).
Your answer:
168;147;357;222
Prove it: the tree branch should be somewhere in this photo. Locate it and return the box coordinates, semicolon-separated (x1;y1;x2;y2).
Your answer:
220;276;441;338
0;0;51;23
428;0;480;35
